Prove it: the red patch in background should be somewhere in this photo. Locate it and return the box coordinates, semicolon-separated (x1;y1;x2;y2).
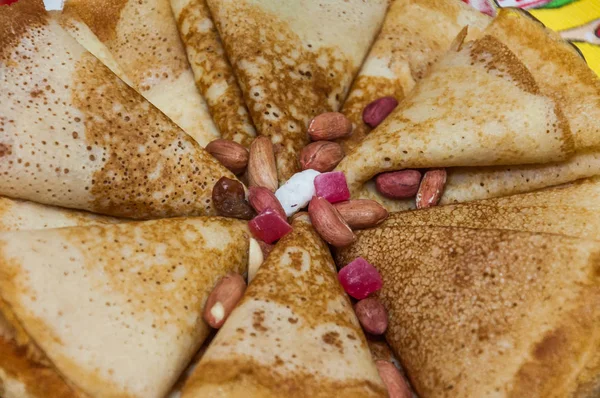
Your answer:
0;0;19;5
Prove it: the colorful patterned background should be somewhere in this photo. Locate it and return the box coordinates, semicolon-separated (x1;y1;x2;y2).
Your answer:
465;0;600;75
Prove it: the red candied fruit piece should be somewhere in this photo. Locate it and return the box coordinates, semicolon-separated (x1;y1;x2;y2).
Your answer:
338;257;383;299
314;171;350;204
0;0;19;5
249;208;292;244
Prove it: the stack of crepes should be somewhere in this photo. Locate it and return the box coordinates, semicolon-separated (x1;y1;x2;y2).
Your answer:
336;176;600;397
335;4;600;211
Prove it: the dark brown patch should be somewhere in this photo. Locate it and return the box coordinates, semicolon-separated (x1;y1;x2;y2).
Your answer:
0;144;11;158
252;309;268;332
469;35;539;95
533;330;566;361
322;331;343;353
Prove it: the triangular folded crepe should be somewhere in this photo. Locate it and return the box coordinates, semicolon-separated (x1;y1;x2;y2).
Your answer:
0;0;236;219
206;0;389;182
336;33;574;199
170;0;256;146
0;196;119;232
339;0;491;151
384;177;600;240
337;226;600;397
432;9;600;205
182;215;386;397
61;0;219;146
0;217;249;398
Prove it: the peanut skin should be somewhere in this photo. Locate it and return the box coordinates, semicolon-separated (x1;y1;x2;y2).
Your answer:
375;170;422;199
375;360;412;398
203;272;247;328
354;297;388;335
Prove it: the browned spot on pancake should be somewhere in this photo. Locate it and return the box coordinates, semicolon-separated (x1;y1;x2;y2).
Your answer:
0;143;11;158
175;0;255;146
71;52;231;218
208;1;354;182
252;309;268;332
322;331;344;353
30;89;43;98
469;35;538;95
63;0;188;89
339;75;404;153
186;356;387;397
533;330;567;361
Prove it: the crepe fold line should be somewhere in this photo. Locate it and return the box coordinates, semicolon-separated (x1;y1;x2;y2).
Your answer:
170;0;256;147
0;217;250;398
182;215;386;398
336;33;574;201
380;176;600;240
0;196;120;233
338;0;491;152
0;0;237;219
337;224;600;397
206;0;389;183
60;0;220;147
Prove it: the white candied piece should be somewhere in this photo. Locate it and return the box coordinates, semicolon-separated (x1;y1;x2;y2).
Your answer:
275;169;321;217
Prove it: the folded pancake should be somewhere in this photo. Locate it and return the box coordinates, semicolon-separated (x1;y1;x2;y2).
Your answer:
337;226;600;397
206;0;389;182
433;9;600;205
182;215;386;397
0;217;250;398
0;196;119;232
0;0;237;219
170;0;256;146
382;176;600;240
339;0;491;151
336;33;574;200
61;0;219;146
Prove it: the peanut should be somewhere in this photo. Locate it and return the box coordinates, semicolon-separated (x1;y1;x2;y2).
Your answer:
248;186;286;219
248;136;278;192
375;360;412;398
354;297;388;335
363;97;398;128
203;272;246;328
308;196;355;247
416;168;447;209
375;170;421;199
307;112;352;141
334;200;388;229
300;141;344;172
205;139;249;174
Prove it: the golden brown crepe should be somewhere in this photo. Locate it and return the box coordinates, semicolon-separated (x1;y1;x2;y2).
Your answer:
60;0;220;146
337;225;600;397
432;9;600;205
336;33;574;202
206;0;390;182
0;217;249;398
382;176;600;240
182;215;386;398
339;0;491;151
0;196;119;232
0;0;237;219
170;0;256;146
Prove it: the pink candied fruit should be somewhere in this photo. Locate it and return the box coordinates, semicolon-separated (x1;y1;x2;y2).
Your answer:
338;257;383;299
314;171;350;204
249;207;292;244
